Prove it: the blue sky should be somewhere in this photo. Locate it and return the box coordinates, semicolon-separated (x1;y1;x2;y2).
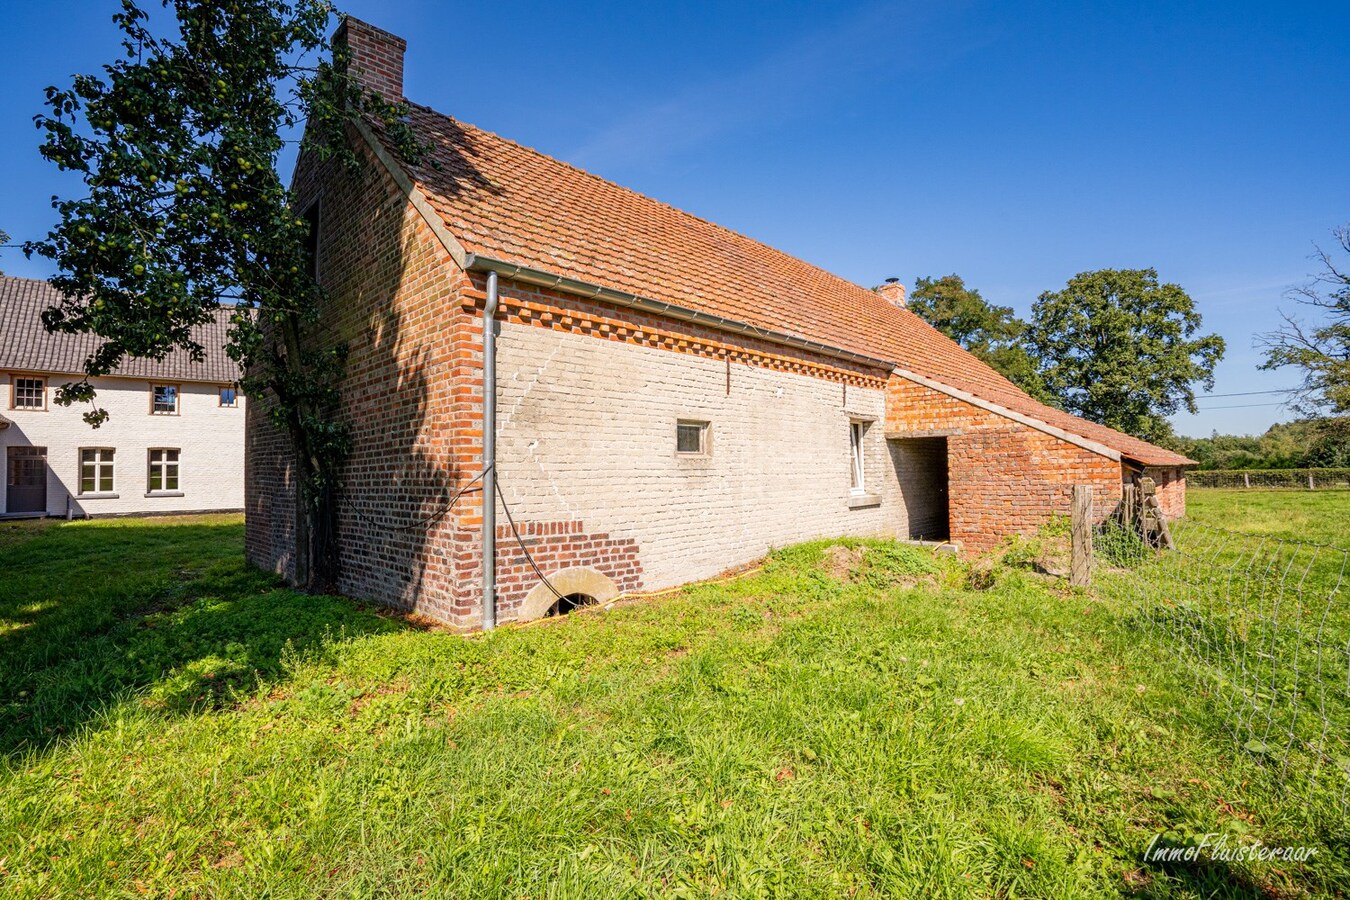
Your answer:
2;0;1346;437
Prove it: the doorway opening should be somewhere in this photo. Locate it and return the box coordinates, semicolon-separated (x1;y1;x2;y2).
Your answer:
6;446;48;515
889;437;949;541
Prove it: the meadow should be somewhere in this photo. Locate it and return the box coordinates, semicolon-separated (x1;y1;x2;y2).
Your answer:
0;494;1346;898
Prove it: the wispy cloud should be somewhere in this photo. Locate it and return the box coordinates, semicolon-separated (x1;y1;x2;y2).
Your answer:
565;0;964;172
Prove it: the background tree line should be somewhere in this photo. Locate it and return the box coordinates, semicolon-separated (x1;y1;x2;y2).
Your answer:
903;229;1349;453
1168;417;1350;470
901;269;1224;444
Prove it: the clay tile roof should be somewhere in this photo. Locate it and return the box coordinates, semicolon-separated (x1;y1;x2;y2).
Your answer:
0;275;241;384
392;104;1192;468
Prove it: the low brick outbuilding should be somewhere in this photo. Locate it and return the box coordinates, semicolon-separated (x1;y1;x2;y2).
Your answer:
245;18;1193;629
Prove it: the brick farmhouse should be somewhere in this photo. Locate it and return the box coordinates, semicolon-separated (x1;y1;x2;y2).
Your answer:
246;18;1192;630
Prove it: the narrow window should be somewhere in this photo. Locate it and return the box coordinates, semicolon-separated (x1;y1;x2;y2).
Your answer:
148;448;180;492
12;376;45;410
302;201;320;280
676;420;709;455
850;421;867;493
219;386;238;408
80;448;115;495
151;384;179;415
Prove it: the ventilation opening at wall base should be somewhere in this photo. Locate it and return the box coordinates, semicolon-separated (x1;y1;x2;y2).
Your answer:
546;592;597;617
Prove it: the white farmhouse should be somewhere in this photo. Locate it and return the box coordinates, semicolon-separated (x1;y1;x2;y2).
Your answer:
0;275;244;518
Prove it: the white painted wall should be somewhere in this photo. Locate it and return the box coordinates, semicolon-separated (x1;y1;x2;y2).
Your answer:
0;375;244;517
495;323;908;592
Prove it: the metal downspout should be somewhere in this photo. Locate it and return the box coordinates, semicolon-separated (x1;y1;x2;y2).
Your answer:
482;270;499;631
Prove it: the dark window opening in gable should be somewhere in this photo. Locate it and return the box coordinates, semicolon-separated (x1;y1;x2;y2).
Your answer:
302;201;321;281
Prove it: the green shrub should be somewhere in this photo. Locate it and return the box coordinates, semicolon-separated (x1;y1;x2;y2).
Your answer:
1095;520;1151;568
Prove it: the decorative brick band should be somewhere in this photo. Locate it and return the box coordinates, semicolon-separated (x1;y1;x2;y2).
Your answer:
463;275;889;390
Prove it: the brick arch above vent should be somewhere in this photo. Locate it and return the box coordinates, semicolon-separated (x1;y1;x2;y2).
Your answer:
518;567;621;622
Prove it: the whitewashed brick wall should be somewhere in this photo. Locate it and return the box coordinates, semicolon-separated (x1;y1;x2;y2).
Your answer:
0;375;244;517
495;322;912;592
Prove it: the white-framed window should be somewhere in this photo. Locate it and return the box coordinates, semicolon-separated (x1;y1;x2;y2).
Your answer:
849;420;868;493
151;384;179;415
219;386;238;408
11;375;46;410
676;420;710;456
148;448;180;493
80;448;115;495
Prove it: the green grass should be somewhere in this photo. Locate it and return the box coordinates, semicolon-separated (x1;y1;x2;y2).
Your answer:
1188;488;1350;547
0;514;1343;898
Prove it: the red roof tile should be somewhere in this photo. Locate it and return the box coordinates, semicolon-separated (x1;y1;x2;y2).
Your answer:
390;105;1191;467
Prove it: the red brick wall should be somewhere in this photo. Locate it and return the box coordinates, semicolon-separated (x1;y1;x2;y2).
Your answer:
885;377;1123;552
245;127;478;624
1142;465;1187;520
492;520;643;620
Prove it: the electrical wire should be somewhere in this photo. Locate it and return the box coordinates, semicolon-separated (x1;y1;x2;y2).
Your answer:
494;478;568;604
345;466;489;532
1192;401;1292;410
1195;388;1300;399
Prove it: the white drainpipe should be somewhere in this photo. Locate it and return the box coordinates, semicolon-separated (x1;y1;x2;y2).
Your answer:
482;270;499;631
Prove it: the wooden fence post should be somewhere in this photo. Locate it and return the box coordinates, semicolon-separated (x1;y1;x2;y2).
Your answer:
1071;485;1093;587
1309;472;1315;490
1243;472;1251;489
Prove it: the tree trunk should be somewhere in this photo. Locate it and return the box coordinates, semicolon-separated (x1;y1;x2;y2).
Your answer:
290;444;340;594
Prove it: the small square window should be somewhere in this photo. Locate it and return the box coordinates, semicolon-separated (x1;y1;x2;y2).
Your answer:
676;421;709;455
148;448;180;492
151;385;179;415
80;448;115;495
219;386;238;408
13;377;45;410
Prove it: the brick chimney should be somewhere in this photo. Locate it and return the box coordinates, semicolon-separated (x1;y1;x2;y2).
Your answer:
334;16;406;100
878;277;906;308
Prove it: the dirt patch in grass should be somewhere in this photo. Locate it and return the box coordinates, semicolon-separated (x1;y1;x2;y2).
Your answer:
821;544;866;580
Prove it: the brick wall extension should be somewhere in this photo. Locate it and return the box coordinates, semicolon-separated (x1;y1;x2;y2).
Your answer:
885;377;1124;553
1142;465;1187;520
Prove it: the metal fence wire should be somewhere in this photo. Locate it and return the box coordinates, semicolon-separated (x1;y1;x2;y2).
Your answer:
1094;519;1350;816
1187;468;1350;490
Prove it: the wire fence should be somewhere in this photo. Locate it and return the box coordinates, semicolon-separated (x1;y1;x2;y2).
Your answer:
1187;468;1350;490
1094;518;1350;817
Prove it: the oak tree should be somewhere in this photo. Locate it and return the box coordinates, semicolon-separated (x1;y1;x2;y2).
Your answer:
907;274;1049;401
1027;268;1224;443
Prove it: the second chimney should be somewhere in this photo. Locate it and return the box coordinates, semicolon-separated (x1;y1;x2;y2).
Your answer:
878;277;906;308
334;16;406;101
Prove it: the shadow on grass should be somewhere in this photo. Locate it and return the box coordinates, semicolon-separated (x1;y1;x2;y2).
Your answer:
0;516;404;758
1135;853;1301;899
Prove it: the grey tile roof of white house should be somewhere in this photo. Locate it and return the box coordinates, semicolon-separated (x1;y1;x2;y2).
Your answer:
0;275;241;384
